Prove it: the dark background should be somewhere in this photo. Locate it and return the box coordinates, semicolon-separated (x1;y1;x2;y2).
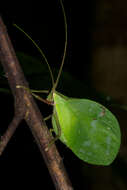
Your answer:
1;0;94;81
1;0;127;189
0;1;94;189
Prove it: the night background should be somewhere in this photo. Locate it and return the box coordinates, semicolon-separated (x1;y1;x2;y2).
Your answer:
0;0;127;189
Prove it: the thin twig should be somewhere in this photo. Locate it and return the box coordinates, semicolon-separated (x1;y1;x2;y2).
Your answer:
0;16;73;190
0;114;23;155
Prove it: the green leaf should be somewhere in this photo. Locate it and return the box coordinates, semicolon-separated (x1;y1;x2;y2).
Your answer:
52;92;121;166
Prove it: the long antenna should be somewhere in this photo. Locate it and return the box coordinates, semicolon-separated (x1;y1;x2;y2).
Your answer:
53;0;68;91
14;0;67;93
13;24;55;87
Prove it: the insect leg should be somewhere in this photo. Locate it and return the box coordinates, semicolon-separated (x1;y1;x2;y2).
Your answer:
45;107;61;151
44;114;52;121
16;85;54;105
53;107;61;137
16;85;49;94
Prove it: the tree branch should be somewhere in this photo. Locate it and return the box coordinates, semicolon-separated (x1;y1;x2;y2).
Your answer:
0;114;23;155
0;16;73;190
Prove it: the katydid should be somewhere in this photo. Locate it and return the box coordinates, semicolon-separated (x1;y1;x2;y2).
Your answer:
15;0;121;166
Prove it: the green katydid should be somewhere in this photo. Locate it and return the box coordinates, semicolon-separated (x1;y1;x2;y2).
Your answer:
15;0;121;166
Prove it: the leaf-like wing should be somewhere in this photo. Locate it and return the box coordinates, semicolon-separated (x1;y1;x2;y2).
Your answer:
52;92;121;166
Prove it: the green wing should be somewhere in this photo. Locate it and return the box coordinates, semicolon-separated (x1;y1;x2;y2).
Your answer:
52;92;121;166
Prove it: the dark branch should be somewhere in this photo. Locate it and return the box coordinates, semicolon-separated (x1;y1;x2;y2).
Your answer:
0;16;73;190
0;114;23;155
